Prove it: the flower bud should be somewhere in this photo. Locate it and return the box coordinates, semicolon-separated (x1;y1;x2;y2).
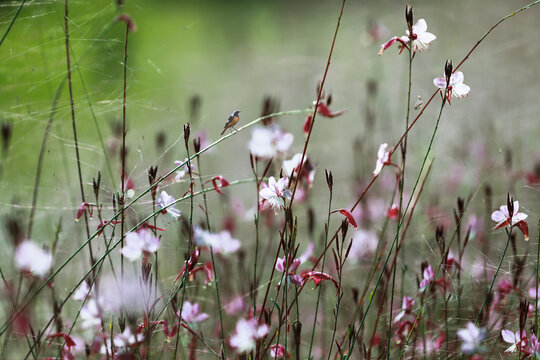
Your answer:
183;123;191;147
405;5;414;30
444;59;453;86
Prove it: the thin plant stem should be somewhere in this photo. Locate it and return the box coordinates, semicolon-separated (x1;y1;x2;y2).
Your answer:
308;177;333;358
1;109;305;336
195;154;226;357
474;230;512;325
347;90;448;358
64;0;94;272
534;228;540;336
174;131;196;360
27;81;66;238
0;0;27;48
120;19;130;280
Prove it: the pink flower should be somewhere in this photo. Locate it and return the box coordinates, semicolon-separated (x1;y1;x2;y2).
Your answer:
433;71;470;103
457;322;486;355
270;344;290;358
394;296;414;323
491;200;529;240
501;329;528;354
259;176;292;211
15;240;53;277
174;158;196;182
230;318;269;353
349;229;378;261
157;191;181;219
373;143;392;176
419;264;434;292
120;229;160;261
249;126;293;159
193;226;240;254
180;301;209;323
283;153;315;187
379;19;436;55
276;256;303;286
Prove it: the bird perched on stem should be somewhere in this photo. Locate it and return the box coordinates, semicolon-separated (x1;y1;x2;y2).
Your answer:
221;110;240;135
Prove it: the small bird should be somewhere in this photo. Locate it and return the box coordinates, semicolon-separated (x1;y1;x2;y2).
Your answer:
221;110;240;135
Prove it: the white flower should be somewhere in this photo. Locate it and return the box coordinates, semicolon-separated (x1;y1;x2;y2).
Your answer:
174;158;195;182
80;298;102;329
249;126;293;159
230;318;269;353
101;327;143;355
15;240;52;277
491;201;527;228
433;71;470;100
501;329;527;353
373;143;391;176
349;229;378;261
379;18;435;55
121;229;160;261
157;191;181;219
194;227;240;254
457;322;486;355
73;282;94;301
259;176;292;211
406;19;436;53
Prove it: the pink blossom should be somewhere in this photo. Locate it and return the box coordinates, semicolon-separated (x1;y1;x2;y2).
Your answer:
349;229;378;261
282;153;315;187
80;299;102;329
193;226;240;254
259;176;292;211
433;71;470;103
501;329;528;354
157;190;181;219
120;229;160;261
174;158;196;181
180;301;209;323
15;240;53;277
373;143;392;176
379;18;436;55
249;126;293;159
491;200;529;240
270;344;290;358
276;256;303;286
394;296;414;323
457;322;486;355
230;318;269;353
419;264;434;292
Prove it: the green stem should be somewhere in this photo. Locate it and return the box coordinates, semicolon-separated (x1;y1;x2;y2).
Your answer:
474;230;512;325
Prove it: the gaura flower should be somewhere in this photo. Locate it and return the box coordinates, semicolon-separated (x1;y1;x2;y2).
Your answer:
270;344;290;359
457;322;486;355
501;329;528;354
249;126;293;159
373;143;392;176
180;301;209;323
230;318;269;353
259;176;292;211
379;19;436;55
15;240;53;277
121;229;160;262
491;200;529;240
193;226;240;254
433;71;470;104
157;191;181;219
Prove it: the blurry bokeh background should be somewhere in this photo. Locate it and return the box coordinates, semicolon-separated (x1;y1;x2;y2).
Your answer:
0;0;539;291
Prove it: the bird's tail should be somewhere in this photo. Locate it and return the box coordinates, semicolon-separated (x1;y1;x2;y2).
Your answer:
220;128;227;136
